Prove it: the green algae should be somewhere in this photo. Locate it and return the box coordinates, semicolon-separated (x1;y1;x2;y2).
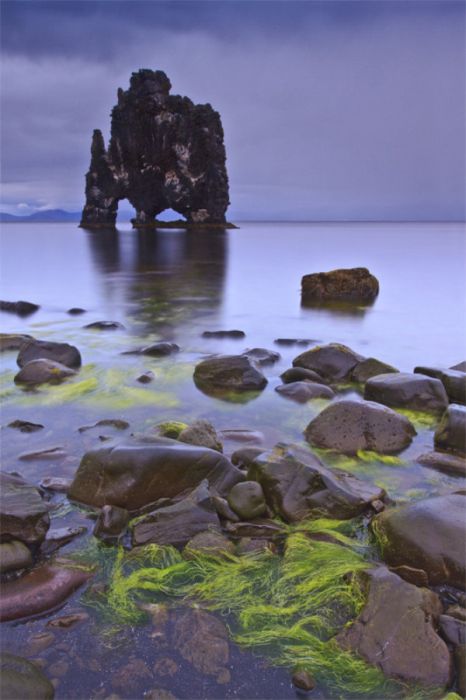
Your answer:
395;408;438;430
153;420;188;438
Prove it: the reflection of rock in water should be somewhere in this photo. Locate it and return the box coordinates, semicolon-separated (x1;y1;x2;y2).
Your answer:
85;227;226;335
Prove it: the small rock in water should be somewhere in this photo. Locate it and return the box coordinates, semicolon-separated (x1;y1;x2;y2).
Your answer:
280;367;326;384
17;339;81;369
8;419;44;433
227;481;267;520
66;307;86;315
220;429;264;445
84;321;125;330
137;370;155;384
242;347;281;365
293;343;365;381
19;446;66;461
194;355;267;392
0;300;40;316
0;540;33;574
78;418;129;433
274;338;313;347
301;267;379;304
275;381;334;403
292;669;315;691
123;342;179;356
178;419;223;452
202;329;245;338
14;359;77;386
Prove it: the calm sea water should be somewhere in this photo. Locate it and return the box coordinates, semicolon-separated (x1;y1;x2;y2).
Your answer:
1;221;465;699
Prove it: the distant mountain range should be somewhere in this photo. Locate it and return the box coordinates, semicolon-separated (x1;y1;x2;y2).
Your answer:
0;209;132;223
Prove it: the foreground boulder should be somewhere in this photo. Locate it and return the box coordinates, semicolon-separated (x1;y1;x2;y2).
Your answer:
131;480;220;547
275;381;335;403
248;444;385;522
17;339;81;369
414;366;466;404
193;355;267;393
301;267;379;304
293;343;365;381
0;564;91;621
304;400;415;454
14;359;77;386
68;439;243;510
0;473;50;546
434;405;466;455
337;567;451;688
0;653;54;699
372;493;466;589
351;357;399;383
365;372;449;414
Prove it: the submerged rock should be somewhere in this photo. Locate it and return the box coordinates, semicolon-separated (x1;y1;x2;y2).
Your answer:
202;330;245;339
136;370;155;383
242;347;281;365
66;307;86;315
131;480;220;547
0;300;40;316
372;493;466;588
8;419;44;433
301;267;379;304
78;418;130;433
93;505;129;542
337;567;451;688
416;451;466;477
364;372;449;414
124;342;179;356
293;343;365;381
173;607;230;682
183;529;235;559
292;670;315;692
193;355;268;392
0;564;91;621
275;381;335;403
83;321;125;330
69;439;242;510
351;357;399;383
0;473;50;546
0;333;33;351
248;444;384;522
304;399;415;454
14;359;77;386
17;339;81;369
227;481;267;520
0;540;33;574
81;69;230;227
414;366;466;404
274;338;312;347
0;653;54;699
434;404;466;455
178;419;223;452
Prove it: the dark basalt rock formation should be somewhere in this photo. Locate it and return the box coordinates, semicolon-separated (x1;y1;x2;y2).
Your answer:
80;69;231;228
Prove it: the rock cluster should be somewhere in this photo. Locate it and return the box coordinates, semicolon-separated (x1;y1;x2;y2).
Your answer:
80;69;230;228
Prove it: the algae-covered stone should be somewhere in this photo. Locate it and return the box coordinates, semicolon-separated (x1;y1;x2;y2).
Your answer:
414;366;466;405
227;481;267;520
364;372;448;414
337;567;451;688
301;267;379;304
0;473;50;546
183;529;235;558
14;359;77;386
0;653;54;699
292;343;365;381
17;338;81;369
275;381;335;403
304;400;415;454
434;405;466;455
351;358;399;383
69;439;242;510
178;419;223;452
153;421;188;439
248;444;384;522
194;355;267;392
0;540;33;574
372;493;466;588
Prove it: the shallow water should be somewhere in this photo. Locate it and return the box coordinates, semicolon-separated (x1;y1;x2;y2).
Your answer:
1;221;465;699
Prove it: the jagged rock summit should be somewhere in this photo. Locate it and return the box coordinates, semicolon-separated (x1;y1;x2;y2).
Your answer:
80;69;231;228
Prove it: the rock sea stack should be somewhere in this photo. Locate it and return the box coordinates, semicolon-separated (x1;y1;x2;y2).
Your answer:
80;69;231;228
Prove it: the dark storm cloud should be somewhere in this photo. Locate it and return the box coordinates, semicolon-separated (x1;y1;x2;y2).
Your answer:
1;0;465;219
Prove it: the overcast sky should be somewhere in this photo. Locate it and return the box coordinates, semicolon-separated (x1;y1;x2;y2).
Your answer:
0;0;464;221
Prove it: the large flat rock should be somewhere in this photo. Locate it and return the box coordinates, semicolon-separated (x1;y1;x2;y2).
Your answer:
372;493;466;589
68;439;243;510
17;339;81;369
0;473;50;546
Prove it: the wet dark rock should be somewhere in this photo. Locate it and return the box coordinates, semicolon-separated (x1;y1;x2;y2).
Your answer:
69;439;242;510
414;366;466;404
224;519;287;540
351;357;399;383
0;540;33;574
0;300;40;316
337;567;451;688
178;419;223;452
434;405;466;455
8;419;44;433
14;359;77;386
83;321;125;330
93;505;129;542
293;343;365;381
137;370;155;384
0;564;91;621
19;446;66;461
131;480;220;547
439;615;466;646
231;447;265;470
372;493;466;588
202;330;245;339
0;472;50;545
388;565;429;588
66;307;86;315
242;347;281;365
78;418;130;433
39;477;72;493
280;366;327;384
364;372;449;415
248;444;384;522
0;333;33;351
17;339;81;369
227;481;267;520
220;429;264;445
173;607;230;682
41;527;87;556
211;494;240;522
416;451;466;477
301;267;379;304
292;669;315;692
124;342;179;356
81;69;230;227
183;529;236;558
274;338;312;347
304;399;415;454
275;381;335;403
47;612;89;629
451;361;466;372
194;354;268;393
0;653;54;699
455;646;466;696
